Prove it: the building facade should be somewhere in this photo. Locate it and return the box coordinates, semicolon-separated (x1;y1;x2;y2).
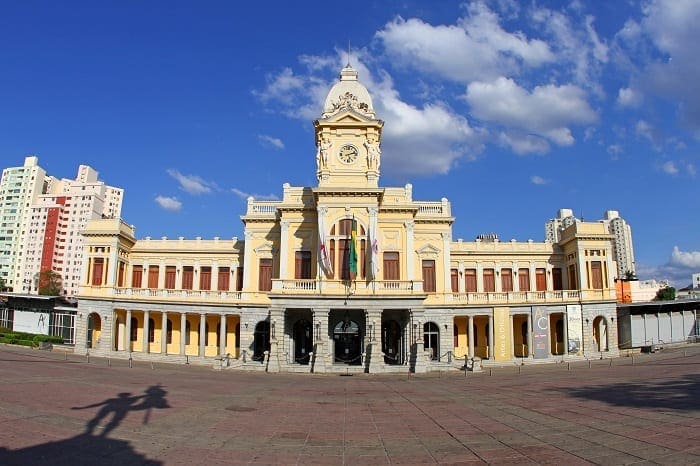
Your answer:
75;66;619;372
0;156;47;291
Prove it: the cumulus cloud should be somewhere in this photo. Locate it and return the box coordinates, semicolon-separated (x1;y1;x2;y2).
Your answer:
155;195;182;212
637;246;700;288
231;188;279;201
166;169;215;195
530;175;548;185
375;2;554;84
466;77;597;151
671;246;700;268
617;87;642;107
661;161;678;175
635;120;657;144
258;134;285;150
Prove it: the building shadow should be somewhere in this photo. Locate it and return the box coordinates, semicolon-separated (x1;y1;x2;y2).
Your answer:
0;384;170;465
562;374;700;411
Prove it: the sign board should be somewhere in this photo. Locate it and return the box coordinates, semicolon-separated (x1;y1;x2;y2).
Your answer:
532;307;550;359
13;310;50;335
493;307;511;362
566;304;583;355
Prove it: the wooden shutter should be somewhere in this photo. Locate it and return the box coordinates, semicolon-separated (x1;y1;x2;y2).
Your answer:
535;268;546;291
450;269;458;292
422;260;436;292
518;268;530;291
383;252;399;280
182;266;194;290
259;259;272;291
483;268;495;292
200;266;212;290
464;269;477;292
552;268;563;290
132;265;143;288
217;267;230;291
91;258;104;286
148;266;159;288
501;268;513;292
165;266;176;289
591;261;603;289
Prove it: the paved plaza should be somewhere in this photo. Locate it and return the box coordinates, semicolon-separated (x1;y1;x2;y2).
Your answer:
0;345;698;465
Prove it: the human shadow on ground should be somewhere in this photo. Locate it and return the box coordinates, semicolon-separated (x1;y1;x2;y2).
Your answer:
561;373;700;411
0;384;170;465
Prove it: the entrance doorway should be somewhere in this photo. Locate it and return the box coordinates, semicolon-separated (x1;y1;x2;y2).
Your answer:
382;320;402;364
424;322;440;360
293;319;313;365
253;321;270;361
87;313;101;349
333;319;362;365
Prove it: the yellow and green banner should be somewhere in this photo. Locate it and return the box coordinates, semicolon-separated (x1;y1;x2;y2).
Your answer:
348;217;358;279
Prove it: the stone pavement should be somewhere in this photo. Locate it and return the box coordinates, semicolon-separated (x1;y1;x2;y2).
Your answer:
0;344;698;465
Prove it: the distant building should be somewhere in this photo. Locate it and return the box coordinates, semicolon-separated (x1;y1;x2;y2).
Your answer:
0;156;122;297
546;209;635;279
0;156;47;292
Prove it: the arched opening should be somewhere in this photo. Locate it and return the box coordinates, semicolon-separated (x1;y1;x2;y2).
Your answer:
592;316;608;352
87;313;101;349
423;322;440;361
333;318;362;365
550;314;564;355
293;319;313;365
253;321;270;361
382;319;402;364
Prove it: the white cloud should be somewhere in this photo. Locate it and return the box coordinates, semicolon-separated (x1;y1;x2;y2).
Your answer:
375;3;554;84
466;77;597;150
530;175;548;185
661;161;678;174
253;67;305;105
155;195;182;212
607;144;623;156
498;132;549;154
671;246;700;268
167;169;215;195
635;120;657;144
231;188;278;201
258;134;285;150
617;87;642;107
688;163;696;177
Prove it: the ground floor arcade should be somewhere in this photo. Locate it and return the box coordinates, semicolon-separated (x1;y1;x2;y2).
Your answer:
75;298;618;372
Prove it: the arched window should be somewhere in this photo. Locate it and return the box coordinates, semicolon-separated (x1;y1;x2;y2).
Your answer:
423;322;440;361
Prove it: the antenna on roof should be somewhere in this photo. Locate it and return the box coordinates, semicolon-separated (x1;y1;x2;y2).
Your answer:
347;40;351;67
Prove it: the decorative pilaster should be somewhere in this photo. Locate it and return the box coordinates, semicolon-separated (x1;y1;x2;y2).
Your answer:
279;220;290;279
405;221;415;281
143;310;150;353
312;308;330;373
267;307;284;372
468;315;474;358
125;310;132;353
161;311;168;354
180;313;186;355
366;309;383;373
199;313;206;357
442;232;451;295
219;314;227;356
242;230;255;292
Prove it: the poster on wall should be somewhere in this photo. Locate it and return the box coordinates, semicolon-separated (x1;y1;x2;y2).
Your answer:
13;309;50;335
566;305;583;355
493;307;511;362
532;307;549;359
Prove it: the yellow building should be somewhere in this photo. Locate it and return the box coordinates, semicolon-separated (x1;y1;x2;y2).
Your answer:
75;65;619;372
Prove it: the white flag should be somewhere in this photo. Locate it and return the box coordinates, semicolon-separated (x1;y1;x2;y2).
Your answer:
318;211;333;277
369;216;379;280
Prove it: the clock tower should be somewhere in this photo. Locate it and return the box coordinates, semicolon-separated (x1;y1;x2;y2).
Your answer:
314;64;384;188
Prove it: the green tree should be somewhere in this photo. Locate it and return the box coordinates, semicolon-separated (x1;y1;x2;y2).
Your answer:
624;270;637;280
35;270;63;296
0;276;6;292
654;286;676;301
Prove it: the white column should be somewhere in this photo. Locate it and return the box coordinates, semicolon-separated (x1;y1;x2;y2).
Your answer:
442;232;451;294
158;260;165;289
212;261;219;292
467;315;474;358
161;311;168;354
180;313;187;355
107;243;119;286
242;230;255;292
279;220;290;279
527;313;533;357
219;314;227;356
125;310;132;352
199;313;206;356
488;314;494;359
143;310;150;353
405;221;415;281
562;312;568;356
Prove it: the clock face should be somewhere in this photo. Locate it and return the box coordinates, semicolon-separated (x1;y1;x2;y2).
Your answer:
338;144;358;164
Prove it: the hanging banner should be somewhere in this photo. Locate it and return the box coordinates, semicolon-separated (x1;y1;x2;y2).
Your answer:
532;306;550;359
566;304;583;355
493;307;511;362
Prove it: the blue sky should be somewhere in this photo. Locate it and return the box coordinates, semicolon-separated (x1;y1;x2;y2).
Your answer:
1;1;698;287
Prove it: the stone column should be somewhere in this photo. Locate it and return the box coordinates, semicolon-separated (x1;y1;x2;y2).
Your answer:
468;315;474;358
199;313;206;357
125;310;132;353
411;309;428;373
143;310;150;353
366;308;383;373
312;308;330;373
161;311;168;354
442;232;451;295
562;312;568;357
179;313;187;356
267;307;284;372
488;314;494;360
219;314;227;356
158;260;166;289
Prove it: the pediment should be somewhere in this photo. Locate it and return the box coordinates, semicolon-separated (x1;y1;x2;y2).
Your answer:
416;243;441;257
320;109;374;124
254;241;275;258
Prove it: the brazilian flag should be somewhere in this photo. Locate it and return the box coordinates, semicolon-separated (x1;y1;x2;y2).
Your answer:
348;217;358;279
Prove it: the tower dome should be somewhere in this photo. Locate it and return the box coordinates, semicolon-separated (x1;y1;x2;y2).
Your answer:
322;65;375;118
